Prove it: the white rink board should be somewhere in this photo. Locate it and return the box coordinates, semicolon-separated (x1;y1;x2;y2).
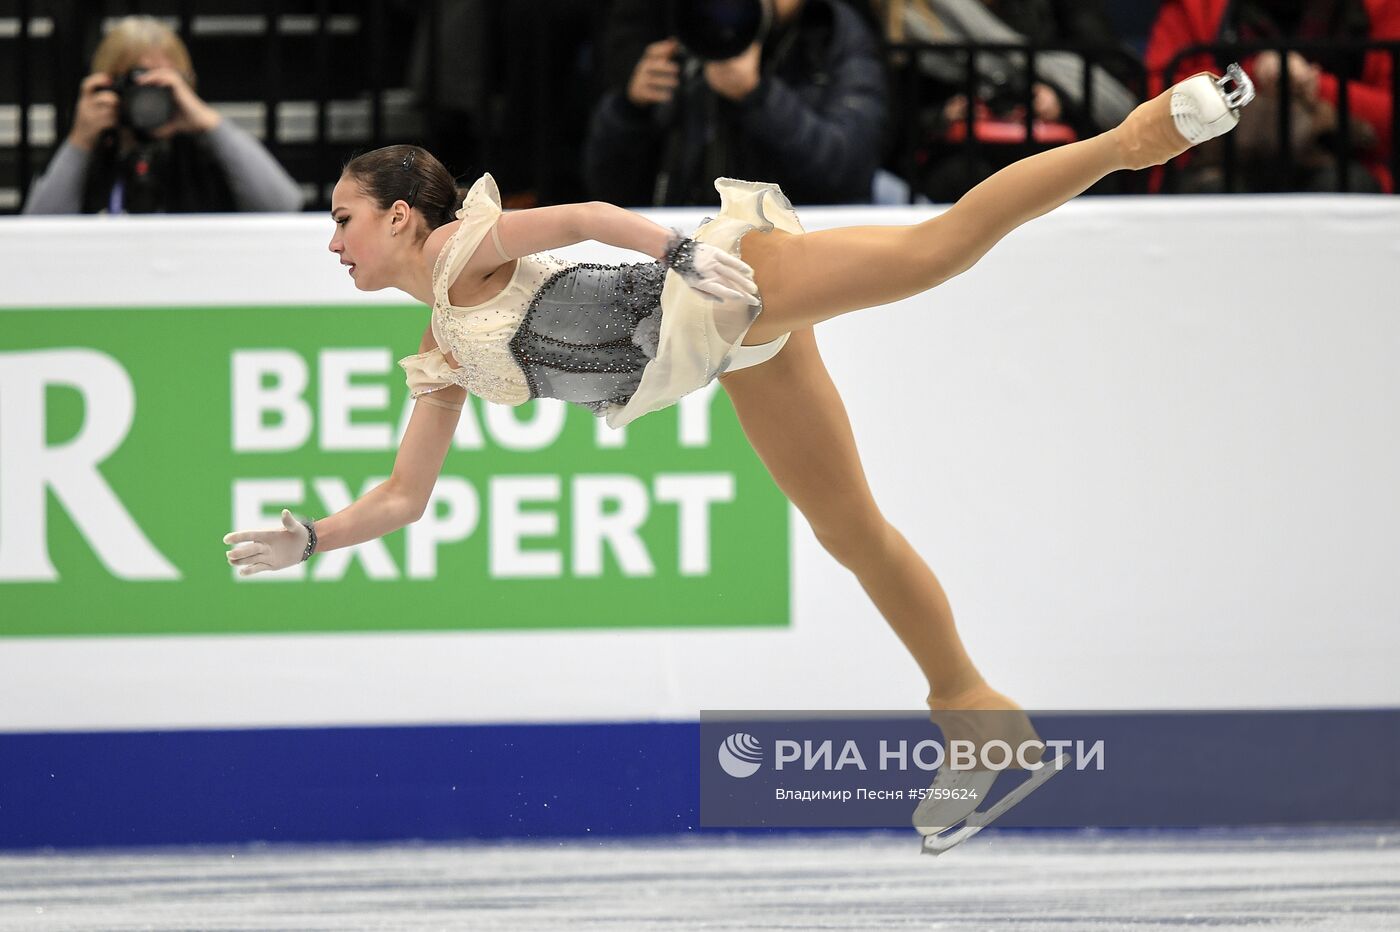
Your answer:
2;196;1398;730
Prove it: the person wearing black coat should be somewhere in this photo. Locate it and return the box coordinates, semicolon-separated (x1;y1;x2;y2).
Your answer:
583;0;889;206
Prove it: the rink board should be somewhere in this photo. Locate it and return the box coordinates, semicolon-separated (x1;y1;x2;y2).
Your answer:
2;197;1399;846
2;711;1398;848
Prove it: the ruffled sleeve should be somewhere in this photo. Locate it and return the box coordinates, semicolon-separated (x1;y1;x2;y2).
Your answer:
432;172;504;308
397;347;465;399
395;173;505;401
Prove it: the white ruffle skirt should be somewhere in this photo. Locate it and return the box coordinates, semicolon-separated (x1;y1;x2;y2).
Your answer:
603;177;804;430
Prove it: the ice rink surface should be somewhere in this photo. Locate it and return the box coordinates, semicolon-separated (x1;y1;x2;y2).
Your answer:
1;827;1397;931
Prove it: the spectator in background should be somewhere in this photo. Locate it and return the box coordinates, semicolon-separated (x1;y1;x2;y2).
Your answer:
407;0;490;191
582;0;888;206
407;0;605;207
888;0;1140;202
1146;0;1398;193
23;16;302;214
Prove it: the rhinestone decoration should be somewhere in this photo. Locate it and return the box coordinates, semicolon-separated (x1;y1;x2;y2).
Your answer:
400;173;788;421
509;261;666;411
661;232;698;278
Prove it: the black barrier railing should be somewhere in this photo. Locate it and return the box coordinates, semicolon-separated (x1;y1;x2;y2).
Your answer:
887;37;1400;200
884;40;1149;203
1163;39;1400;194
5;10;1398;213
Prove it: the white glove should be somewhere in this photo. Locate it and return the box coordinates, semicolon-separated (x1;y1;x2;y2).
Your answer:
224;509;311;577
662;234;760;306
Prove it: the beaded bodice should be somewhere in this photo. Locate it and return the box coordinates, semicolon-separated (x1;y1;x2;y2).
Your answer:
427;250;571;406
397;173;666;414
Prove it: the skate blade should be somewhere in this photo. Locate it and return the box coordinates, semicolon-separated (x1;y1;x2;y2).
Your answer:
1218;62;1255;112
921;823;984;855
911;768;998;835
918;753;1070;857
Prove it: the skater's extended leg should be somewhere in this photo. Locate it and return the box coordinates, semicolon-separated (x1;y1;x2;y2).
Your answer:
738;130;1127;345
718;327;988;703
740;69;1252;345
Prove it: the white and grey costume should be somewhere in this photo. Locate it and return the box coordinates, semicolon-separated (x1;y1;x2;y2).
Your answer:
399;174;800;430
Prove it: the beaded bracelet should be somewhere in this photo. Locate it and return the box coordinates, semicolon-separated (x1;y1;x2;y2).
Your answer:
299;518;318;563
660;231;698;278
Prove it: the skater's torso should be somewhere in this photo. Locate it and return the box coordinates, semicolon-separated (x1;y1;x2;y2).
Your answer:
423;246;667;414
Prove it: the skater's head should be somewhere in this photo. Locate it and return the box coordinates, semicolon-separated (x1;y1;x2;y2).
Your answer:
331;145;458;291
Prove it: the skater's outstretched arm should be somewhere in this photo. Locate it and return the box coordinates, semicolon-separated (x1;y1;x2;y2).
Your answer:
223;330;464;575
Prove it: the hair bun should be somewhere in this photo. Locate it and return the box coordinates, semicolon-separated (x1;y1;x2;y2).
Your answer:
341;144;461;234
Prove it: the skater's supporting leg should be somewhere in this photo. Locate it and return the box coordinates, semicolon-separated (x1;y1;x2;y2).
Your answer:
718;327;986;702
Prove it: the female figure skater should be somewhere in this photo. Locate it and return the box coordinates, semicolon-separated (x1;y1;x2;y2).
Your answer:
224;68;1254;808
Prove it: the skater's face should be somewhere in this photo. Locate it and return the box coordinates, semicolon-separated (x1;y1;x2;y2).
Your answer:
328;174;404;291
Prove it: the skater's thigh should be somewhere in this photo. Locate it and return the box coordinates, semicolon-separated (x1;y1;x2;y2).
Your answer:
739;221;958;346
718;327;885;545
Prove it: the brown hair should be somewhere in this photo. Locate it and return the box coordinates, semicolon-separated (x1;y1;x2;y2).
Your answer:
92;16;197;86
341;145;461;237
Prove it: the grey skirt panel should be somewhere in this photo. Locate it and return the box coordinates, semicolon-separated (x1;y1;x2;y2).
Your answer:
508;262;667;415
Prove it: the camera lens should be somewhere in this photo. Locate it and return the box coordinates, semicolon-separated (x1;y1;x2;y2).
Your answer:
116;69;174;134
125;85;174;132
673;0;767;61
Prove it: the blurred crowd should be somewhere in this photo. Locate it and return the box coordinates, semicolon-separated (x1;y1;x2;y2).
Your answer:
18;0;1398;216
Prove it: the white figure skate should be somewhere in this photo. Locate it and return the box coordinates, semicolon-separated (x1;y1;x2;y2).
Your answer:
1171;63;1257;145
915;753;1071;856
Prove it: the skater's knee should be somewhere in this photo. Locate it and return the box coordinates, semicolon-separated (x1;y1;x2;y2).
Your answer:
809;507;893;570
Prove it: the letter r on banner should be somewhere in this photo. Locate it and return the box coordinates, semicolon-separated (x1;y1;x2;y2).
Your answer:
0;349;179;581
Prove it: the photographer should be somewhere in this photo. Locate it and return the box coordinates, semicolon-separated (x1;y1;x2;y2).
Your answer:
583;0;888;206
23;16;302;215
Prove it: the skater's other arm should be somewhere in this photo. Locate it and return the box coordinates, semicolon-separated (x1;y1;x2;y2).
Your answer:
433;201;674;289
492;201;673;261
436;202;755;306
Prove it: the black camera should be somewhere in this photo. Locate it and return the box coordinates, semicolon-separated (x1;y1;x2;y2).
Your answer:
671;0;771;62
110;68;174;135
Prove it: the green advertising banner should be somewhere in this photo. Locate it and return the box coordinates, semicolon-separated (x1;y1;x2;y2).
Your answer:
1;305;789;637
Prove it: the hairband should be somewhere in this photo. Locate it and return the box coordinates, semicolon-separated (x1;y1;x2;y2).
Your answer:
401;150;420;207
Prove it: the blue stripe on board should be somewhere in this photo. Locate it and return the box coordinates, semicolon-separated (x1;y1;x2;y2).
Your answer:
1;711;1397;849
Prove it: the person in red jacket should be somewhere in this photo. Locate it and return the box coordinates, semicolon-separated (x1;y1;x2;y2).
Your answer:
1146;0;1397;192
